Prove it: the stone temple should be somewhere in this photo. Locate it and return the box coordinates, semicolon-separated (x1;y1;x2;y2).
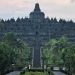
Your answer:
0;3;75;68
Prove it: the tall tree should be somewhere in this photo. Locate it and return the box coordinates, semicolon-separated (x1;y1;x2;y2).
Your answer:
0;32;31;74
0;42;15;75
43;36;68;66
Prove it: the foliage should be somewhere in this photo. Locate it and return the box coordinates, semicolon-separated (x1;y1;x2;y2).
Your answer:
0;42;15;75
62;44;75;74
4;32;31;66
43;36;68;65
0;22;5;30
43;36;75;74
0;32;31;74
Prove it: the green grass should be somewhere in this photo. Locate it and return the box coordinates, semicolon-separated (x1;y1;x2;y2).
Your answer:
23;72;48;75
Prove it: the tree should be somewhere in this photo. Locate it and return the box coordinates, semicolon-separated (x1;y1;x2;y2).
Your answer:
62;44;75;75
3;32;31;68
0;32;31;74
43;36;68;66
4;32;17;47
43;39;58;65
0;22;5;30
43;36;75;75
0;42;15;75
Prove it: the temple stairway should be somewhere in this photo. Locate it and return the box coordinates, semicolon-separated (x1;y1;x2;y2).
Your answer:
33;46;41;68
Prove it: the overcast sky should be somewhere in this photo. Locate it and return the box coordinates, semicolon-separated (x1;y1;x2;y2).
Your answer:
0;0;75;21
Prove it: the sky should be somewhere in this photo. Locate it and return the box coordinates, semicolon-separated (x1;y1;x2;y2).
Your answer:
0;0;75;21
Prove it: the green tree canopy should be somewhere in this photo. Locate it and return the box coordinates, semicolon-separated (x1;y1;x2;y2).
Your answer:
0;32;31;74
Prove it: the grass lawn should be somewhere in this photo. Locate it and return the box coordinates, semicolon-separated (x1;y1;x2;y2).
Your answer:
23;72;48;75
